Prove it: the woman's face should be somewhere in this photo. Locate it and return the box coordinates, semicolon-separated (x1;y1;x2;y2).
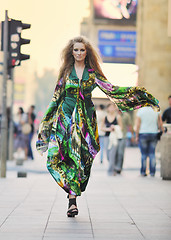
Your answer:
72;42;87;63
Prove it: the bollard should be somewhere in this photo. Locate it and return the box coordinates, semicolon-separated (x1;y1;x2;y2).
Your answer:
15;149;25;165
17;172;27;178
16;158;24;166
160;125;171;180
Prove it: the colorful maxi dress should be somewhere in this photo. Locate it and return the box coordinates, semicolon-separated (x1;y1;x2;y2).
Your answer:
36;67;159;196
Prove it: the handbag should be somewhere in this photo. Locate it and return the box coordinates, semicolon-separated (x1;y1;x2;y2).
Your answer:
157;131;163;141
108;125;123;149
21;123;32;135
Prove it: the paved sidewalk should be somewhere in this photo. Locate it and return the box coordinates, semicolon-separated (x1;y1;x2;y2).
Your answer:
0;145;171;240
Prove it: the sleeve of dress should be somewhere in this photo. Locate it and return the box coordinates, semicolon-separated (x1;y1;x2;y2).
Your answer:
95;72;160;112
36;78;65;155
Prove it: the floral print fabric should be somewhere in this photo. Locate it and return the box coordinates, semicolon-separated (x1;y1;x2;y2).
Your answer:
36;68;159;196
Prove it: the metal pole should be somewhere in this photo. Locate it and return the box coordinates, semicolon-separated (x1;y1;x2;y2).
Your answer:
8;68;14;161
0;10;8;177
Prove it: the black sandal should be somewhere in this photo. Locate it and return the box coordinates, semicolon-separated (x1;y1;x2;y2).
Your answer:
67;198;78;217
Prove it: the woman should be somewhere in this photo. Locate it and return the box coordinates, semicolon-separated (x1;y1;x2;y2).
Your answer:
36;36;159;217
135;107;164;177
101;103;122;175
14;107;29;160
27;105;36;160
96;104;105;164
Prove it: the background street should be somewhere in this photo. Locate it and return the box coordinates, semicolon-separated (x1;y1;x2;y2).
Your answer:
0;138;171;240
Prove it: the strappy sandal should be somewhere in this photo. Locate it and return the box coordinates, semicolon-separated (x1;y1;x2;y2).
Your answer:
67;198;78;218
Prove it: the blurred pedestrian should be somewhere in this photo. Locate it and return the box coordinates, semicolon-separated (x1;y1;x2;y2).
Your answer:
115;111;134;174
135;107;164;177
14;107;29;160
162;95;171;123
96;104;105;163
27;105;36;160
101;103;122;175
36;36;159;217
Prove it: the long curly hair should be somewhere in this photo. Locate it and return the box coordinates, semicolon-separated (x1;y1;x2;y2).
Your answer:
58;36;106;84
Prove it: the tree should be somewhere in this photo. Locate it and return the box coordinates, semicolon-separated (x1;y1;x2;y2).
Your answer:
34;69;57;114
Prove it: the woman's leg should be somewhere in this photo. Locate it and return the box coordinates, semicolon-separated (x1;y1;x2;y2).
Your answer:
68;194;76;199
68;194;77;209
67;194;78;217
148;134;158;176
107;144;117;175
139;134;148;176
114;139;126;173
99;136;104;163
28;132;34;159
104;136;109;161
24;147;28;160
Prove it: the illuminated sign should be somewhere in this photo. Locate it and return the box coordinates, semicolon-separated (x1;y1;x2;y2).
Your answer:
93;0;137;25
98;30;136;63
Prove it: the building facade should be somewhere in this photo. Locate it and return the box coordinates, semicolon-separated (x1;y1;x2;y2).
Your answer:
136;0;171;111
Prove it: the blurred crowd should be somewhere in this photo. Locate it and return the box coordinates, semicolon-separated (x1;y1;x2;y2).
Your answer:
96;95;171;177
13;105;36;160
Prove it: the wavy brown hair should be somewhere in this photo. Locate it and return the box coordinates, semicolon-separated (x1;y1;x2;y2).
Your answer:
58;36;106;84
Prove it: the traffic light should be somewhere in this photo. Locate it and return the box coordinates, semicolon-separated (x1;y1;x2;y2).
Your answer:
8;19;31;67
1;19;31;68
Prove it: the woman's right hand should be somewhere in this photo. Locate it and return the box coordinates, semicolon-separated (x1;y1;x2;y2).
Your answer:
135;135;139;144
110;125;115;131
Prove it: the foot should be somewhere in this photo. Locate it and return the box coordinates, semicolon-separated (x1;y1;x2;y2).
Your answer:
150;174;155;177
141;173;147;177
67;196;78;217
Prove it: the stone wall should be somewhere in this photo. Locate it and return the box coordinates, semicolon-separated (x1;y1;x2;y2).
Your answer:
136;0;171;111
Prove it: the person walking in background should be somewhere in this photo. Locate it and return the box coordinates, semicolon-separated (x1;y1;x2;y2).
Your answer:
14;107;29;160
96;104;105;163
36;36;159;218
135;107;164;177
162;95;171;124
27;105;36;160
115;111;135;174
101;103;122;175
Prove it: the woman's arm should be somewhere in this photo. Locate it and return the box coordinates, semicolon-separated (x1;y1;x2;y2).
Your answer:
19;114;25;125
94;72;160;112
158;114;164;132
116;114;123;130
36;78;65;155
19;113;27;125
135;116;141;143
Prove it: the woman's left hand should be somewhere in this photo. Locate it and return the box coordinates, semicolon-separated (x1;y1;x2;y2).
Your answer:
131;136;135;143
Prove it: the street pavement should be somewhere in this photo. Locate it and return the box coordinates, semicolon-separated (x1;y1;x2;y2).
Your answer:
0;138;171;240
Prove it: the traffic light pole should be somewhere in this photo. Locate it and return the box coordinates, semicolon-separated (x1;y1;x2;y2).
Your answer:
0;10;8;177
1;13;31;175
8;68;14;161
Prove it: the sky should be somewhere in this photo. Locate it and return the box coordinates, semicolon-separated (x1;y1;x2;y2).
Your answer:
1;0;89;75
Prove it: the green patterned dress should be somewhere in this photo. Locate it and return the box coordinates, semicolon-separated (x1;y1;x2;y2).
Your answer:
36;67;159;196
